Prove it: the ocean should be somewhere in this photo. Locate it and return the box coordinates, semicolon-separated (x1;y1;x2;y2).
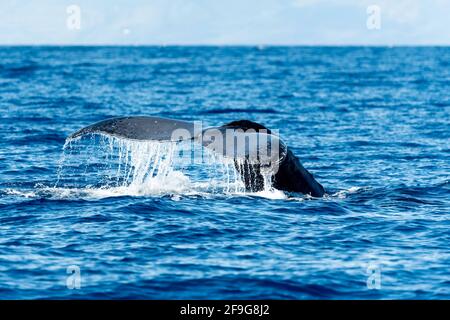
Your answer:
0;46;449;299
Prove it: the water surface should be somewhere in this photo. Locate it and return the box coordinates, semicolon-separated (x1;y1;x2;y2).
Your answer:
0;46;449;299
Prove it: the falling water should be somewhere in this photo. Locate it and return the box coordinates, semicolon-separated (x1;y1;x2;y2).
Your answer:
54;133;278;197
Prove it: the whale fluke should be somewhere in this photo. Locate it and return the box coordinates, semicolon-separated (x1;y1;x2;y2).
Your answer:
68;116;325;197
68;116;196;141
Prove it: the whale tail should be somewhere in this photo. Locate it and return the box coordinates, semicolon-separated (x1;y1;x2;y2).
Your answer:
67;116;325;196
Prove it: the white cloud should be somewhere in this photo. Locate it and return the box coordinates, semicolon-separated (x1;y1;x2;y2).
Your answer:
0;0;448;45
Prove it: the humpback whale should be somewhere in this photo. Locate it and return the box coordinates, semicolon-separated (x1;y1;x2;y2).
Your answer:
69;116;325;197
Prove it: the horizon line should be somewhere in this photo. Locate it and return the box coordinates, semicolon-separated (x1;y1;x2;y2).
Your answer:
1;43;450;47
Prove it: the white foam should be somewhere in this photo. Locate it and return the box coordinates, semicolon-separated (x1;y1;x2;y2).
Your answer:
331;186;366;199
248;188;288;200
4;189;36;198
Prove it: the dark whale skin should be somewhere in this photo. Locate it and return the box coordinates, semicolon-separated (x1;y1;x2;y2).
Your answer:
221;120;325;197
273;149;325;197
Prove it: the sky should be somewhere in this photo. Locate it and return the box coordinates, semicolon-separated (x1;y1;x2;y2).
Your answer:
0;0;449;45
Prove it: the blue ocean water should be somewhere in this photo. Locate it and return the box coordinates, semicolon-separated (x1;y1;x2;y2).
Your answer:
0;46;449;299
